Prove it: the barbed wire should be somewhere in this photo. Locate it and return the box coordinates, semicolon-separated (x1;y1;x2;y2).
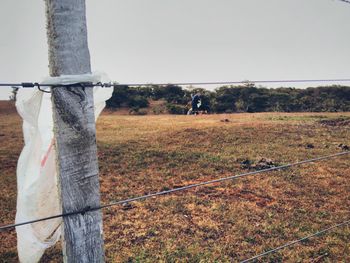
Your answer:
241;219;350;262
0;151;348;232
1;78;350;88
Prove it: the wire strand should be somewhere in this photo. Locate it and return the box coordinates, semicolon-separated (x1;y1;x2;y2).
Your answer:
1;78;350;88
0;151;348;232
337;0;350;4
240;219;350;263
114;78;350;87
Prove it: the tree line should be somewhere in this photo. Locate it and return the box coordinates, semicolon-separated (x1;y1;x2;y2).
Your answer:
106;84;350;114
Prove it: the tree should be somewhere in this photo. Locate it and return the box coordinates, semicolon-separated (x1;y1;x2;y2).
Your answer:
214;86;242;112
128;95;149;108
103;83;350;113
163;85;186;104
45;0;104;262
106;85;131;108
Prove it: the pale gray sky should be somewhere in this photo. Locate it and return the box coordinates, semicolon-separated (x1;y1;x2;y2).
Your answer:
1;0;350;100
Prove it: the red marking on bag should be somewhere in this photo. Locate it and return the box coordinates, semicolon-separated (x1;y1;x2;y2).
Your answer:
41;140;54;167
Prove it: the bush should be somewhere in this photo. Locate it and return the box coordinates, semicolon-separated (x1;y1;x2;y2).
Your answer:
106;85;131;108
129;107;148;115
128;96;149;108
166;103;187;114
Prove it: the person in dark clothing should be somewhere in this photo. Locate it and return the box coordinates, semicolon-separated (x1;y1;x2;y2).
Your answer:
191;93;201;111
187;93;205;115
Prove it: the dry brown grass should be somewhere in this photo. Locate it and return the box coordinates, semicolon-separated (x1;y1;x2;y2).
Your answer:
0;103;349;262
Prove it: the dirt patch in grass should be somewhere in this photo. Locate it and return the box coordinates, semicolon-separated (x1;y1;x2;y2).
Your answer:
318;117;350;127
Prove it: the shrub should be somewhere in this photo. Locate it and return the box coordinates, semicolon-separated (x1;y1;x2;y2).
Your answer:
166;103;187;114
128;96;149;108
129;107;148;115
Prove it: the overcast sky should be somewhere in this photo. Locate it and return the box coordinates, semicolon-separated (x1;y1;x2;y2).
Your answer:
0;0;350;100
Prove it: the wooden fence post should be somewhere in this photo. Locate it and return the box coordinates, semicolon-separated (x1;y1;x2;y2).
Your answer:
45;0;105;262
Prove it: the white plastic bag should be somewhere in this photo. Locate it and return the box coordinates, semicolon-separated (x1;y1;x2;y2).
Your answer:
15;72;113;263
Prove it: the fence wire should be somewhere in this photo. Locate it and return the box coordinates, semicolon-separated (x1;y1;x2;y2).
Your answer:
1;78;350;88
241;219;350;262
0;151;348;231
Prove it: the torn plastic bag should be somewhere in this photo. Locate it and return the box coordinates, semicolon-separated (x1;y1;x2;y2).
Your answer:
15;72;112;263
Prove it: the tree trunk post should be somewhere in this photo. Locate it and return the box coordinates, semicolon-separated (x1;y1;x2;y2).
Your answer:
45;0;105;262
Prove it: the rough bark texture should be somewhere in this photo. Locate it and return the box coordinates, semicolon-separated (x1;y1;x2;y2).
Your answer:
45;0;105;262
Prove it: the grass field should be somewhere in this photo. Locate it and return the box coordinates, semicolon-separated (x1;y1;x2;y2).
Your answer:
0;102;349;262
